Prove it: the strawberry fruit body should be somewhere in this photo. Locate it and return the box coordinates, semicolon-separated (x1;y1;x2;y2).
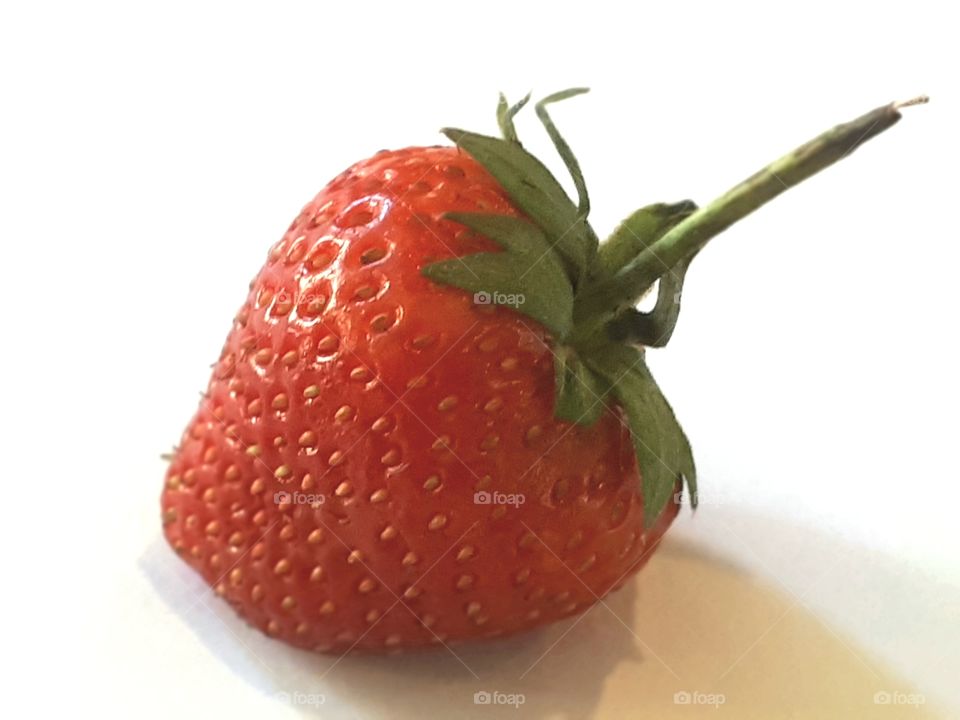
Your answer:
161;92;923;653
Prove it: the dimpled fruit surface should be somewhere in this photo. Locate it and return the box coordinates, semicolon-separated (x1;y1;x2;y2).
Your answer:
161;146;677;653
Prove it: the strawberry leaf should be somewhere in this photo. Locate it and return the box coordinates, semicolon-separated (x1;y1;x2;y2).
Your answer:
422;213;574;338
554;351;605;426
437;99;701;528
496;92;531;144
588;345;697;527
607;256;691;348
440;128;596;284
535;89;592;220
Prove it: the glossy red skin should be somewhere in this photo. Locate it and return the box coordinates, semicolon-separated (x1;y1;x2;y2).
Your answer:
161;146;679;653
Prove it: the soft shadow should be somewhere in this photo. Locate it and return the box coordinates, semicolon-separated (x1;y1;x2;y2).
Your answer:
141;508;953;719
142;538;640;719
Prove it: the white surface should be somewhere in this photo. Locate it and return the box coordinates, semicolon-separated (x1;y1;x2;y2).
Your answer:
1;1;957;718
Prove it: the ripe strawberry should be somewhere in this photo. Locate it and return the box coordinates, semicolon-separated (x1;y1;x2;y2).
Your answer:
161;91;924;653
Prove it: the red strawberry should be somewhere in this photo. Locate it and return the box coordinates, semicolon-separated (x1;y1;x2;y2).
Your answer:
161;91;924;652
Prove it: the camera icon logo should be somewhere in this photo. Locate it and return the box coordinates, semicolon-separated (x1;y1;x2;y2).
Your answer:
474;691;491;705
474;491;492;505
473;291;491;305
673;691;691;705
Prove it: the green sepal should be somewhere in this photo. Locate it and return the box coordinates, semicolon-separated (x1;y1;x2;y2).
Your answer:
554;350;605;426
587;345;697;528
607;256;691;348
497;92;531;144
421;213;574;338
440;128;596;284
534;88;592;219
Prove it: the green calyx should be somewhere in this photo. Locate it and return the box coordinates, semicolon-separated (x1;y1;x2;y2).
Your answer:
424;90;926;527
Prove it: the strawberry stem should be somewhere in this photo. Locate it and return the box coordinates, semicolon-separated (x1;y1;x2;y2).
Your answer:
571;97;928;342
431;92;925;527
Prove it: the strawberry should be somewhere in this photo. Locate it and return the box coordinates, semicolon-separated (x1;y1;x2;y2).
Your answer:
161;91;924;653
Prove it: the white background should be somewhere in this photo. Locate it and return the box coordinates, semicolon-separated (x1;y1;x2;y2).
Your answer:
1;1;957;718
